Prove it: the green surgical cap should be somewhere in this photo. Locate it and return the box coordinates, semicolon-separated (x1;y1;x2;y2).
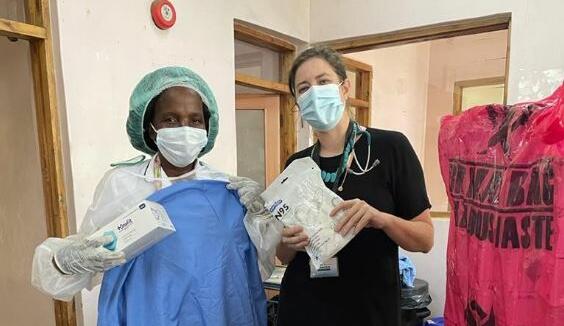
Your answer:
126;66;219;156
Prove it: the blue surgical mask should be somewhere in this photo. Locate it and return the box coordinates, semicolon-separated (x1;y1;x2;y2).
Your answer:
297;83;345;131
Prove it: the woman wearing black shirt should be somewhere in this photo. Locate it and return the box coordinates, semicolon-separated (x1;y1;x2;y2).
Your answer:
233;46;434;326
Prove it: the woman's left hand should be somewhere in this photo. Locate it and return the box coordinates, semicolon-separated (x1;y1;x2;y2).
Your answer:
330;199;392;236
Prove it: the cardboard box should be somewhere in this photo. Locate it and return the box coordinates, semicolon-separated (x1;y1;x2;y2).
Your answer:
88;200;175;259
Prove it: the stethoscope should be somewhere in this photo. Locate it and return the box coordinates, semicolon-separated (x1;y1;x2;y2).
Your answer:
310;120;380;192
335;126;380;191
349;126;380;176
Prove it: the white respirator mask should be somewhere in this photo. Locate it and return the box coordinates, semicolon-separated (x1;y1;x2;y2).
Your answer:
152;124;208;167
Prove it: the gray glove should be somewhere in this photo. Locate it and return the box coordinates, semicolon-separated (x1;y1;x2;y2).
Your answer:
227;176;266;214
53;235;126;275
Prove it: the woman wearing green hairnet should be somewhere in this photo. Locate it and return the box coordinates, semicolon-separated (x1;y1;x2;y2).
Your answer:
31;67;269;325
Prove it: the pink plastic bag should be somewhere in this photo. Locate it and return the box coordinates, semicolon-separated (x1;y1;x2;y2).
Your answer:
439;84;564;326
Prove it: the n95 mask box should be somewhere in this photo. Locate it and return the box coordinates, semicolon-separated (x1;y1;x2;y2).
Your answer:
88;200;175;260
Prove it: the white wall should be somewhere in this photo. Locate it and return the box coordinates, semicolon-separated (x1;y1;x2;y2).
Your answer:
345;42;431;161
310;0;564;103
400;219;449;318
51;1;309;325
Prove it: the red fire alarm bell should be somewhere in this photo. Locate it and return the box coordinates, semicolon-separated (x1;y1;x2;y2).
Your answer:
151;0;176;30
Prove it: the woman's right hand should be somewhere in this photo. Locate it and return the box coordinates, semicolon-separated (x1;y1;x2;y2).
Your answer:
281;226;309;251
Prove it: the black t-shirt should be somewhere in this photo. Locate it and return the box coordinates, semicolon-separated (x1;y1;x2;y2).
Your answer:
277;128;431;326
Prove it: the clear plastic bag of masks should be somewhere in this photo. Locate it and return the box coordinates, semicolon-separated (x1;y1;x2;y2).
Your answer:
261;157;355;269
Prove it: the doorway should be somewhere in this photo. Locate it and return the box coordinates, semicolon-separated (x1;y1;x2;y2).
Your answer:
234;21;296;168
454;77;506;114
0;35;56;326
233;24;288;187
0;1;74;325
235;95;281;188
340;29;509;215
317;14;511;318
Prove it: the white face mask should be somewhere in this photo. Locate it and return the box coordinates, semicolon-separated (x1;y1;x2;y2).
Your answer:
152;125;208;168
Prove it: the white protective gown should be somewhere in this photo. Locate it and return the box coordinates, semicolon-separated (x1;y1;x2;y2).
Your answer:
31;157;228;301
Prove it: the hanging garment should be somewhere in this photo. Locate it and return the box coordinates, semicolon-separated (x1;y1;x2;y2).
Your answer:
97;180;267;326
439;85;564;326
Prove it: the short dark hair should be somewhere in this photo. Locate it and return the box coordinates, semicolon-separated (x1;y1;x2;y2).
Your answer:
288;46;347;98
142;91;210;152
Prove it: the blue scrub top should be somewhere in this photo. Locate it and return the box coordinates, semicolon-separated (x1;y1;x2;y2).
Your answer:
98;180;267;326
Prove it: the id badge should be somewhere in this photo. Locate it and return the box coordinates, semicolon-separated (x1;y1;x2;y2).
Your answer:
310;257;339;278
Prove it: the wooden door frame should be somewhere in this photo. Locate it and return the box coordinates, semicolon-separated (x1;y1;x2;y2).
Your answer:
234;21;296;169
316;13;511;53
235;95;281;186
0;1;75;325
453;76;506;115
318;13;512;130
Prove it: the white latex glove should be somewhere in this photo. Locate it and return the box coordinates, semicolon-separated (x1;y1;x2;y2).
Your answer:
227;176;265;214
53;235;126;275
